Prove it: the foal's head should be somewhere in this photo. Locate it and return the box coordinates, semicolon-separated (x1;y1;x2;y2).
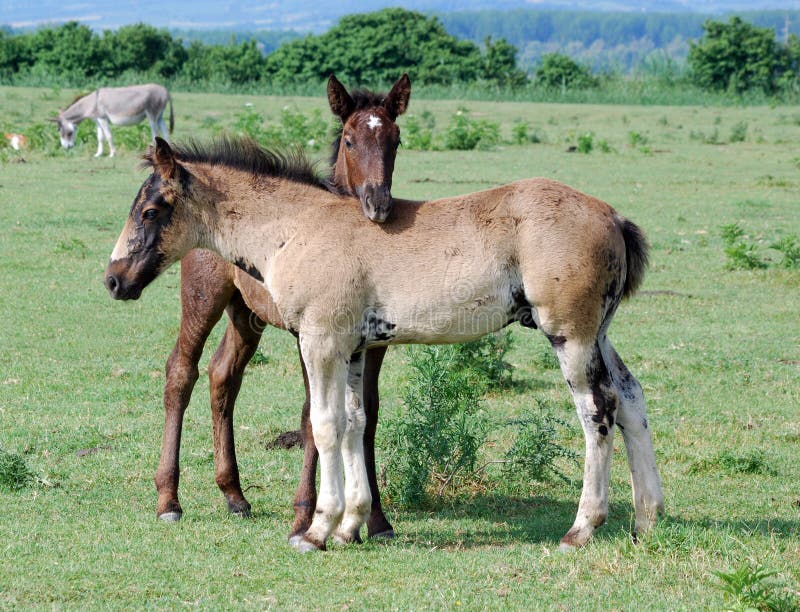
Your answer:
327;73;411;223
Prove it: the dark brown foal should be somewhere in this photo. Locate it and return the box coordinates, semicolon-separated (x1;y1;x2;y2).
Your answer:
154;75;410;540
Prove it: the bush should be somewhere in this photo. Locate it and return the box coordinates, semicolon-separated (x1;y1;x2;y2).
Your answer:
402;112;436;151
502;408;578;488
729;120;748;143
577;132;594;154
535;53;597;90
452;331;515;391
770;235;800;269
380;346;489;507
232;105;329;150
0;448;35;491
443;107;500;151
720;223;767;270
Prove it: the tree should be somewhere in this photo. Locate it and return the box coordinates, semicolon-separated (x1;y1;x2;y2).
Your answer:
534;53;597;89
688;17;779;93
482;36;528;87
264;8;484;86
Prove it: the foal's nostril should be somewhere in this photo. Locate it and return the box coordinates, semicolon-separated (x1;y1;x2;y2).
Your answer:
105;274;119;295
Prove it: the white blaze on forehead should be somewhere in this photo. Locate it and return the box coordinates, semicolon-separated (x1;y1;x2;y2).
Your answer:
367;114;382;130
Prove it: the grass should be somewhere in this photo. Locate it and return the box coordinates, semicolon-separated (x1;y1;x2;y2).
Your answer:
1;85;799;608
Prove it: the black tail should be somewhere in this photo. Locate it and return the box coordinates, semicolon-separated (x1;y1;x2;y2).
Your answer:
620;217;649;299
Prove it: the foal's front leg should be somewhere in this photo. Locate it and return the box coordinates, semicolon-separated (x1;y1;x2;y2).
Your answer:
334;350;372;544
294;335;348;552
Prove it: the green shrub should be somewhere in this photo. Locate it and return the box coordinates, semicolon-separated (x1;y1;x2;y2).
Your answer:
502;408;578;488
443;107;500;151
452;331;514;391
403;112;436;151
0;449;35;491
380;345;489;507
729;120;748;143
233;105;328;150
770;235;800;269
577;131;594;154
713;561;797;611
535;53;597;90
720;223;767;270
628;130;648;147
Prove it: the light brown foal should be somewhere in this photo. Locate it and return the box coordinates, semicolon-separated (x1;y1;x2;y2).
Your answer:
153;74;410;541
107;137;664;552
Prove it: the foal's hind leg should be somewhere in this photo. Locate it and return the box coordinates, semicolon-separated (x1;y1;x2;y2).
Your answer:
600;338;664;536
207;291;264;517
550;336;618;550
156;254;235;521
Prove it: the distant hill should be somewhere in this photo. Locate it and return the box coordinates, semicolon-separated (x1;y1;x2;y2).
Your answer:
2;0;799;32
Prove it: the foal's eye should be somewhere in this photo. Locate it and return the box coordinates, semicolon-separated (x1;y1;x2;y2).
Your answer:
142;208;159;221
344;139;353;149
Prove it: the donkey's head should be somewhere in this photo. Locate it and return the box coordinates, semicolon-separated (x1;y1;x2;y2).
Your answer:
54;112;77;149
328;73;411;223
105;138;191;300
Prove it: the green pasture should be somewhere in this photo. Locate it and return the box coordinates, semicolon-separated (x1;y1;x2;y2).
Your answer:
0;86;798;608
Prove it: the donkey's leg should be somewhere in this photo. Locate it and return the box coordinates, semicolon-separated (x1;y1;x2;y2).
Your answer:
156;255;235;521
156;114;170;142
94;120;104;157
550;336;618;550
147;114;160;141
207;291;263;517
333;351;372;544
294;335;348;552
97;118;115;157
600;337;664;536
289;340;318;543
362;346;395;539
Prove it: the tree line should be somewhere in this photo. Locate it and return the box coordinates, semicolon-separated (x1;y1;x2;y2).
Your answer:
0;9;798;95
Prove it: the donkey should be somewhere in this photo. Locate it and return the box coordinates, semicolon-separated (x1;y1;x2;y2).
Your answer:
105;136;664;552
132;75;409;542
52;84;173;158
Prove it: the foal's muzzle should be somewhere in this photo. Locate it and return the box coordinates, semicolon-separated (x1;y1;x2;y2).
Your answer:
104;272;142;300
359;184;392;224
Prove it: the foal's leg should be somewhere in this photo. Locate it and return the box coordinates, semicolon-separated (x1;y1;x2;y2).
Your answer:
289;345;392;543
294;335;348;552
207;291;263;517
550;336;618;550
600;337;664;536
334;351;372;544
96;117;115;157
289;340;319;543
156;254;235;521
362;347;395;538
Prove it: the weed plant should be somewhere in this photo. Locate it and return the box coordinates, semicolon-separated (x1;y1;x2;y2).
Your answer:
0;449;34;492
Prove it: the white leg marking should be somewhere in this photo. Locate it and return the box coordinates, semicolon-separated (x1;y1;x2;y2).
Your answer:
334;353;371;544
600;337;664;535
296;334;347;551
554;339;614;550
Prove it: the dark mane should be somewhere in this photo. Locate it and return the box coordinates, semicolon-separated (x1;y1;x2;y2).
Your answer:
143;136;328;191
327;87;389;181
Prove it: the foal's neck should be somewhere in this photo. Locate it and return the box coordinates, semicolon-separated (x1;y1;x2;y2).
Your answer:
189;166;329;272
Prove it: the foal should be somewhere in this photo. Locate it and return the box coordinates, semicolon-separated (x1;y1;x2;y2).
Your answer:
106;136;664;552
150;75;410;541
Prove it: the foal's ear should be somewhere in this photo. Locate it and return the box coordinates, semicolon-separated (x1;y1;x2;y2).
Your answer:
327;74;355;121
384;73;411;120
152;137;177;180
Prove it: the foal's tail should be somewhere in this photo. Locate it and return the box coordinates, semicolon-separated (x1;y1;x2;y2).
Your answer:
168;94;174;134
620;216;649;299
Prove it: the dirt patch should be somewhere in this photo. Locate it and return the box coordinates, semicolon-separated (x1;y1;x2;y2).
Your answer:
265;430;303;450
